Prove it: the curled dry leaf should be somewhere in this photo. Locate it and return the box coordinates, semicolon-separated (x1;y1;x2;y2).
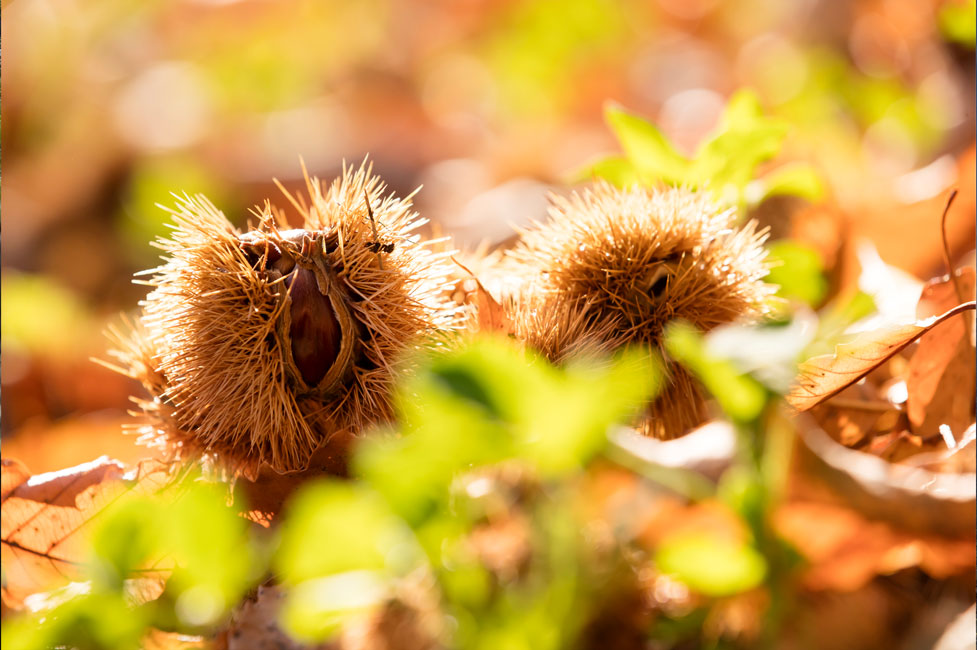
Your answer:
0;456;173;609
788;301;977;412
794;413;976;538
906;267;976;440
451;256;513;335
1;457;126;607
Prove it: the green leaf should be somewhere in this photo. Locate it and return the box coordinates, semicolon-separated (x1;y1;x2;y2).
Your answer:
577;155;642;187
159;482;258;619
664;321;768;423
754;162;825;202
276;481;418;584
518;348;661;477
655;534;767;597
604;103;690;182
940;0;976;46
356;339;660;520
1;592;151;650
1;273;94;355
766;239;829;307
691;90;788;203
89;499;163;592
279;571;388;643
91;478;258;627
704;316;816;396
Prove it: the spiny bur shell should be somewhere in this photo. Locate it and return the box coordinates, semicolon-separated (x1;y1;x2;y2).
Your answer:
507;183;774;438
111;164;456;477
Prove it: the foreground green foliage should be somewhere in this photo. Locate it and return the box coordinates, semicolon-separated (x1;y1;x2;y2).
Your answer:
3;325;836;649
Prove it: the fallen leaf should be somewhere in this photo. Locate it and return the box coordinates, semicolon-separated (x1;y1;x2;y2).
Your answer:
774;501;975;592
0;457;176;609
906;267;976;439
451;256;513;334
787;301;976;411
1;457;127;607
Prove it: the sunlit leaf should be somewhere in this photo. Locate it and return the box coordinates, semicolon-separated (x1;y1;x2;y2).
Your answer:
754;162;825;202
905;268;976;438
1;458;127;608
939;0;976;46
691;90;788;203
604;103;690;183
665;322;768;423
1;274;94;355
578;155;642;187
1;591;150;650
766;239;829;306
655;534;767;597
275;481;418;584
788;301;977;411
279;571;388;643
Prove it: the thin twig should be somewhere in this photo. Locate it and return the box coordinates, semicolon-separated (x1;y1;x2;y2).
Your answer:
940;189;966;305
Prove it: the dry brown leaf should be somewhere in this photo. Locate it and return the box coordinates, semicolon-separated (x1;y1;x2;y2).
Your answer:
1;457;176;609
906;267;976;439
788;301;977;411
774;501;975;592
451;256;512;334
1;457;127;607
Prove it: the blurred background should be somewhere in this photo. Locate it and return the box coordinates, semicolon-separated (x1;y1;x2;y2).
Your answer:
2;0;974;470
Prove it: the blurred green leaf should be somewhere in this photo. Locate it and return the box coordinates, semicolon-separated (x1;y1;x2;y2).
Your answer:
519;348;660;477
484;0;632;117
664;321;768;423
577;155;642;187
655;534;766;598
89;500;162;592
279;571;388;643
940;0;976;46
357;339;658;523
1;591;150;650
276;481;418;583
806;289;877;358
1;273;94;355
754;162;825;202
766;239;829;307
120;156;233;267
160;482;257;618
704;316;816;395
91;477;258;628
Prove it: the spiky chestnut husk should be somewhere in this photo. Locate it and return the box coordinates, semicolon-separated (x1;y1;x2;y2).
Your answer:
506;183;773;439
110;164;456;477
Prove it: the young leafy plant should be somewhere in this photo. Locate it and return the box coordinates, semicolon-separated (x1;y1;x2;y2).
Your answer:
583;90;824;215
277;337;660;648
